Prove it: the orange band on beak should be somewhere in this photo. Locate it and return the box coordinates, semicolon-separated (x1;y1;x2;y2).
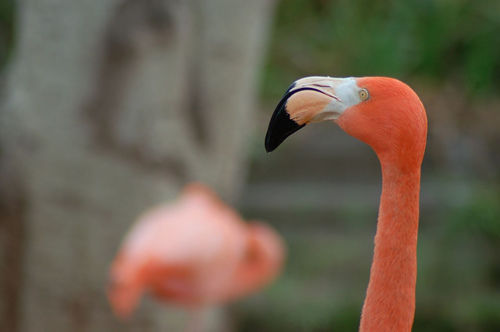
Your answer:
286;90;332;125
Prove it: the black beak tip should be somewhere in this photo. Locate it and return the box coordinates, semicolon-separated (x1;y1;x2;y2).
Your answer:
264;133;279;153
264;120;305;153
264;98;305;152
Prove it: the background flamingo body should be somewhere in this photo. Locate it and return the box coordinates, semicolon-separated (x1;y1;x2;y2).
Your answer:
108;183;284;318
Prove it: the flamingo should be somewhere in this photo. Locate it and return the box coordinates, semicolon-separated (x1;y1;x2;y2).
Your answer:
265;76;427;331
108;183;284;330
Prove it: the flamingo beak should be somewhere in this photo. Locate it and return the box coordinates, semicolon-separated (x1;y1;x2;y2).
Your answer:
264;76;348;152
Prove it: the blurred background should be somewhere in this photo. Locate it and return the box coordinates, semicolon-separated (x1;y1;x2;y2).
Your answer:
0;0;499;331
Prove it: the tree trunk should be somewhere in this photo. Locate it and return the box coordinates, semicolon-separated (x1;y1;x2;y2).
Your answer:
0;0;276;331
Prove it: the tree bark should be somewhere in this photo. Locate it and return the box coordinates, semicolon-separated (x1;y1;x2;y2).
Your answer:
0;0;276;331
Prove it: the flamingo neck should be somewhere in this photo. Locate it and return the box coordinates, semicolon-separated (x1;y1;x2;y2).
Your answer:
359;163;421;332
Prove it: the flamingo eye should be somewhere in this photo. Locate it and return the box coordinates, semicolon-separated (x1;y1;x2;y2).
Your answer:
359;89;369;101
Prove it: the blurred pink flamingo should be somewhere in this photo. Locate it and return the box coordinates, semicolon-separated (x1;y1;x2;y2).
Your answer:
108;183;284;331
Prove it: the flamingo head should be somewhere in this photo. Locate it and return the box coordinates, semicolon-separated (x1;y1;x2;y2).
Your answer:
245;222;285;278
265;76;427;170
224;222;285;301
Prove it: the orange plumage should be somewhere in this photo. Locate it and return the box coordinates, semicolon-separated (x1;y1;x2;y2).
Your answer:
266;76;427;331
108;183;284;319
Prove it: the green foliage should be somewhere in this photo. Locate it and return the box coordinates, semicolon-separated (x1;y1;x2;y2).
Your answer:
262;0;500;100
0;0;14;69
0;0;14;71
446;187;500;242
